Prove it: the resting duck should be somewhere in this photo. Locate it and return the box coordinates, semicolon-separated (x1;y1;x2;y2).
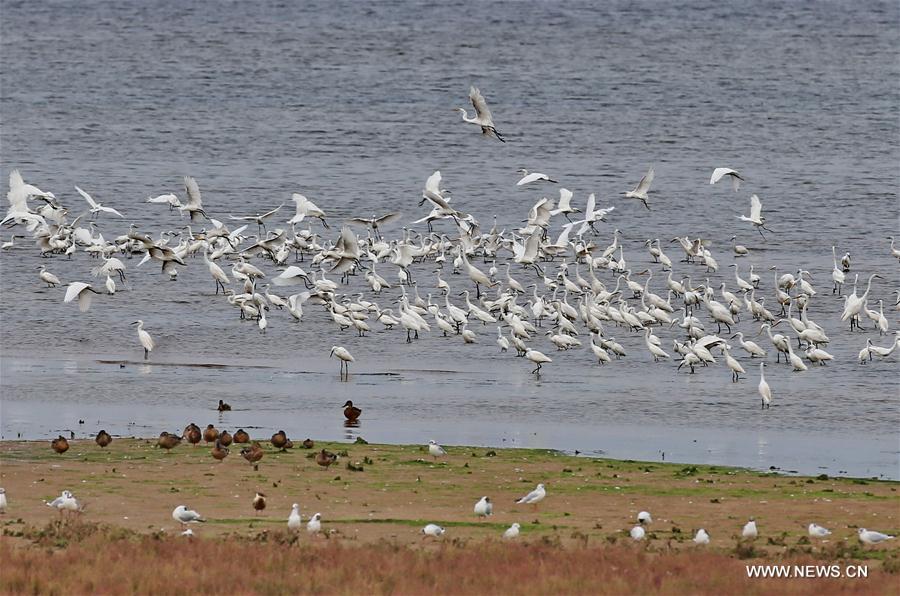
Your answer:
316;449;338;469
233;429;250;444
343;400;362;421
203;424;219;444
218;430;233;446
157;432;182;451
51;435;70;455
211;439;229;462
217;399;232;412
302;438;315;449
184;424;202;446
95;430;112;448
241;442;264;470
271;430;288;451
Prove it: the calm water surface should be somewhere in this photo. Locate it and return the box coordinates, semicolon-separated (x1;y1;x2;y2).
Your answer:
1;0;898;477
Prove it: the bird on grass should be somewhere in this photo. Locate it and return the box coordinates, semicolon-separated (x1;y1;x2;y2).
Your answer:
172;505;204;529
288;504;302;531
422;523;445;538
316;449;338;469
51;436;69;455
428;440;446;460
241;442;264;470
95;430;112;448
474;496;493;518
252;492;267;512
503;523;520;539
515;483;546;509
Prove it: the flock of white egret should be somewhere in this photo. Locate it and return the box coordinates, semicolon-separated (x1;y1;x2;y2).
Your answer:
2;87;899;417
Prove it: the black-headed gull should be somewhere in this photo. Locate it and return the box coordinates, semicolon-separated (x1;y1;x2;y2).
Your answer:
515;483;546;507
172;505;204;528
693;529;710;544
858;528;895;545
307;512;322;535
503;523;520;539
808;523;831;538
742;518;758;539
422;523;445;538
630;525;645;540
288;504;302;531
474;496;493;517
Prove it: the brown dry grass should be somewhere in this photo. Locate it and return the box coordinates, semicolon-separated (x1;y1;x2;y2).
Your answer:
1;520;897;595
1;439;898;594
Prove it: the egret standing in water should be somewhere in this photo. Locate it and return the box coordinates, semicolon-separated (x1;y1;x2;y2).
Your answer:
330;345;354;378
132;320;155;360
758;362;771;409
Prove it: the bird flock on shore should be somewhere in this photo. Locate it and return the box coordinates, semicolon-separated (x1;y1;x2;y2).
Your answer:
1;85;898;545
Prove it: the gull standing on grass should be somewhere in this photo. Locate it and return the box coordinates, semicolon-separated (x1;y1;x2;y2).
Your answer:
694;529;710;544
0;488;7;513
288;504;302;531
516;483;546;508
307;513;322;536
742;518;758;539
422;523;445;538
474;496;493;518
428;440;446;460
172;505;205;529
503;523;521;539
858;528;895;545
630;525;646;540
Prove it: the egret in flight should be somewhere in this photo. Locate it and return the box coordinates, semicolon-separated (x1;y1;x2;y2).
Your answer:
624;167;654;210
516;169;558;186
709;167;744;191
75;186;124;218
739;194;773;239
454;86;506;142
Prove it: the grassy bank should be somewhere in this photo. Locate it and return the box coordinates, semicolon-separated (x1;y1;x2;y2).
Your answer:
1;438;898;594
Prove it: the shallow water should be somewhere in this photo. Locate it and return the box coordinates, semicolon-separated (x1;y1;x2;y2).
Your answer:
1;0;898;478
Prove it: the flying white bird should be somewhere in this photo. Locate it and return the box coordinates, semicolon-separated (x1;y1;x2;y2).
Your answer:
454;86;505;142
64;282;100;312
739;194;772;239
516;169;557;186
288;193;329;228
75;186;124;218
146;193;182;210
709;167;744;191
624;167;654;210
180;176;207;221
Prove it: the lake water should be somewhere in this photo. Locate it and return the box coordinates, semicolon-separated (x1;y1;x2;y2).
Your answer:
1;0;898;478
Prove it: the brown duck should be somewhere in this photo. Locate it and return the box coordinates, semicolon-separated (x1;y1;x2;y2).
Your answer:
218;430;233;446
184;424;202;447
211;439;229;462
241;442;264;470
95;430;112;448
252;492;267;511
51;435;70;455
316;449;338;469
203;424;219;444
217;399;232;412
271;430;288;451
343;400;362;421
233;429;250;444
302;438;315;449
157;432;182;451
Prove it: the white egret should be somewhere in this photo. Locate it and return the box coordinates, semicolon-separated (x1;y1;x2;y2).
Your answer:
840;274;881;330
738;194;772;239
709;167;744;191
329;346;354;377
525;348;552;374
132;320;155;359
454;86;505;142
75;186;124;218
516;169;557;186
757;363;771;409
288;193;329;228
623;167;654;210
38;265;61;287
63;282;100;312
